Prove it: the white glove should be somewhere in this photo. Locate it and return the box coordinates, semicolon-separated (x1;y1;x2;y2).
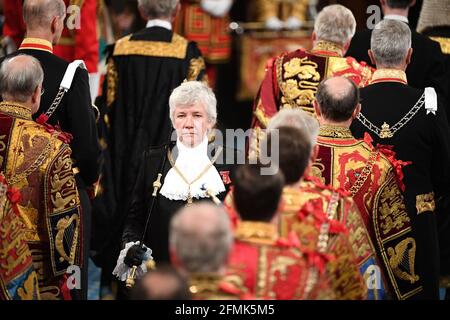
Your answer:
284;16;303;30
200;0;233;18
265;16;284;30
112;241;153;282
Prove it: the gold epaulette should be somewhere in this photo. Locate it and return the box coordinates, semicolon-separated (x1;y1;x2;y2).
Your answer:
113;33;188;59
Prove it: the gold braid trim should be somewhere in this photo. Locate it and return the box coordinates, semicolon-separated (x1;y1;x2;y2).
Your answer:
113;33;188;59
318;125;353;139
106;59;118;107
416;192;435;214
235;221;277;245
187;57;206;81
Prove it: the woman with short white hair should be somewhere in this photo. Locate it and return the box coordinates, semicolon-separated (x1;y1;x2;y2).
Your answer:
113;81;237;282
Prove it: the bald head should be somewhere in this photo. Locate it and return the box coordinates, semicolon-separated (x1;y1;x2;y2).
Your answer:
0;55;44;112
170;202;232;274
315;77;360;122
23;0;66;31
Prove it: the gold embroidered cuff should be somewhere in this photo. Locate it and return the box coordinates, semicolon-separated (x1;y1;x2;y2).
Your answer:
416;192;435;214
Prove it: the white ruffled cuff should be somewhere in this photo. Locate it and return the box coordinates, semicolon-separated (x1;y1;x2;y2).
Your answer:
112;241;153;282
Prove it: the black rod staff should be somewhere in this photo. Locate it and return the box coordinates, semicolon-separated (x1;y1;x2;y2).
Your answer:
126;128;174;288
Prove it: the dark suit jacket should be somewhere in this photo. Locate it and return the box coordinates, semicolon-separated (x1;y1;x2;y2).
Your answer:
346;19;448;104
10;48;101;187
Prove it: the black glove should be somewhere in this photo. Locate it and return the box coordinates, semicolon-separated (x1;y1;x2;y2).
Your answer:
124;244;146;267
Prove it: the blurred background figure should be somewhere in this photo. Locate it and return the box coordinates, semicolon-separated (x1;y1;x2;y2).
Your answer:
170;202;238;300
130;265;191;300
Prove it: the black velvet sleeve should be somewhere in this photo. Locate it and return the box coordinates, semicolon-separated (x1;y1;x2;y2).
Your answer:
66;67;101;186
121;150;149;247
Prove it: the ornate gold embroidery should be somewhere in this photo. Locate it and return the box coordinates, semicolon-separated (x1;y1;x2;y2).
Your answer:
348;151;378;197
17;272;40;300
55;214;80;264
106;59;118;107
187;57;205;81
311;40;344;56
318;125;353;139
8;130;55;185
416;192;435;214
235;221;277;245
431;37;450;54
378;184;410;235
189;273;236;299
0;134;6;169
50;151;78;212
371;69;408;84
113;33;188;59
387;238;419;284
278;56;320;113
0;101;33;120
257;246;268;298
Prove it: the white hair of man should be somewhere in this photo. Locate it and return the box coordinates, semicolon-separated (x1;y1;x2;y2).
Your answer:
267;109;320;145
23;0;66;29
169;202;232;274
138;0;179;19
0;55;44;103
169;81;217;125
371;19;412;68
314;4;356;45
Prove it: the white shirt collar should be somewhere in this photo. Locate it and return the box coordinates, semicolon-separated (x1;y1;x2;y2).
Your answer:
146;19;172;30
160;137;225;202
384;14;409;24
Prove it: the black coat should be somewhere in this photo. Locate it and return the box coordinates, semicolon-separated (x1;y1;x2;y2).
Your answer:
346;20;448;105
351;82;450;299
122;142;238;263
8;48;101;187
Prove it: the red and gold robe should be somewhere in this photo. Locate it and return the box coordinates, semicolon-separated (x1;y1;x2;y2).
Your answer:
0;174;40;300
0;102;81;300
278;180;375;299
174;0;231;64
249;40;373;156
312;125;423;300
223;220;335;299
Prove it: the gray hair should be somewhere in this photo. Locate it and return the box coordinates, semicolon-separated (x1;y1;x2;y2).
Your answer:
169;81;217;125
23;0;66;28
169;202;232;274
0;55;44;103
371;20;411;68
138;0;179;19
314;5;356;45
268;109;319;144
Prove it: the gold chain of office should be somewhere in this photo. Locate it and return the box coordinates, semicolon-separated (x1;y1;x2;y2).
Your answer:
356;92;425;139
167;146;223;205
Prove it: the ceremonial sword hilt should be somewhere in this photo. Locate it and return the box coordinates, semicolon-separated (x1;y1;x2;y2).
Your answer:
152;173;163;197
126;265;138;288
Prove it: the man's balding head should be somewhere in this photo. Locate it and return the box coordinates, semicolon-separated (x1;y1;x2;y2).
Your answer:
23;0;66;43
169;202;232;274
314;77;360;123
0;54;44;113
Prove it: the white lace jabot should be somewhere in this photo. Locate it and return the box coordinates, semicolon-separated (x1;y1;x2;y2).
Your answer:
160;137;225;201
